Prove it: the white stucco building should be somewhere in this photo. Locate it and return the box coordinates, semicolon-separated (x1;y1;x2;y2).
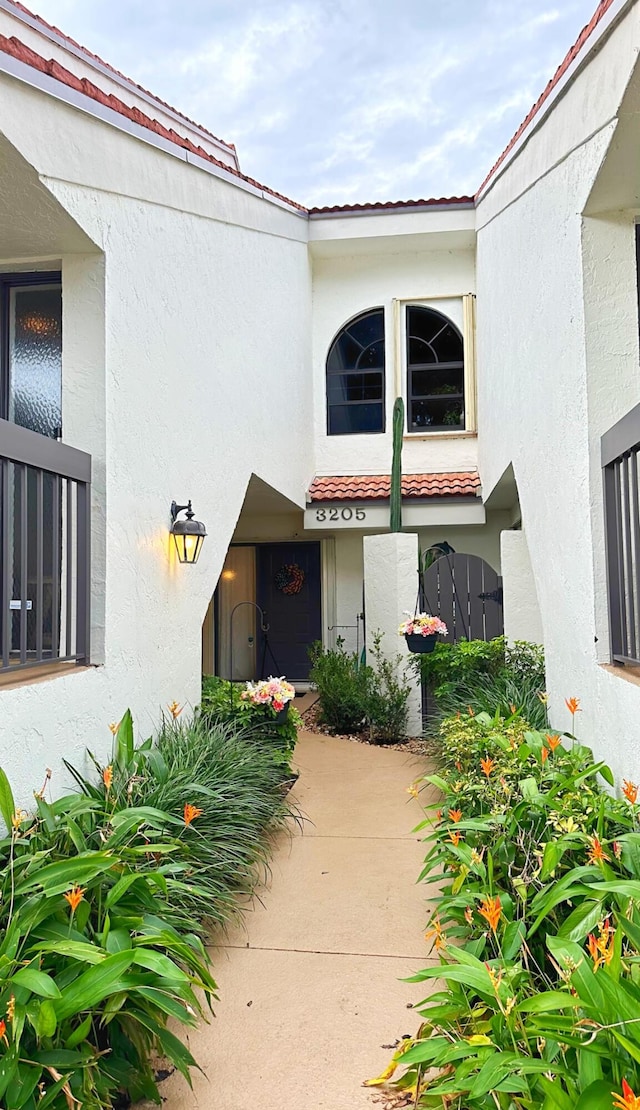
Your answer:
1;0;639;796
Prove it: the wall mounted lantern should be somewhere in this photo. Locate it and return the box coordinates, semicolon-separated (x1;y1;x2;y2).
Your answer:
170;500;207;565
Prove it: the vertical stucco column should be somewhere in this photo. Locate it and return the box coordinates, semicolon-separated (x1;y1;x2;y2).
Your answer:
363;533;422;736
501;529;544;645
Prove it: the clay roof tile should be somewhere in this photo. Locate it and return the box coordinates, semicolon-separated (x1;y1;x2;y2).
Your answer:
308;472;480;502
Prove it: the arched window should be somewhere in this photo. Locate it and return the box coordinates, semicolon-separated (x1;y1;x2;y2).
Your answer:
326;308;385;435
406;306;464;432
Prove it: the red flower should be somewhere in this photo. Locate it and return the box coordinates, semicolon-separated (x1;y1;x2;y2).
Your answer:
613;1078;640;1109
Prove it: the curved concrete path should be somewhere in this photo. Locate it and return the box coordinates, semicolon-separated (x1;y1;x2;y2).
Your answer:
158;727;436;1110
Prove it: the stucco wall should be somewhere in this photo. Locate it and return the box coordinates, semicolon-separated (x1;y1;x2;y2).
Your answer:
311;246;477;476
501;530;543;646
0;79;313;803
476;5;640;780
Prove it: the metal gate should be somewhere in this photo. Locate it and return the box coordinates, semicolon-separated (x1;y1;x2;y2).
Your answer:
420;552;503;643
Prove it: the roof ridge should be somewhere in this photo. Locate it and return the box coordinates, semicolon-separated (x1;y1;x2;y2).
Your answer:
0;32;308;213
6;0;236;153
476;0;618;198
309;196;475;215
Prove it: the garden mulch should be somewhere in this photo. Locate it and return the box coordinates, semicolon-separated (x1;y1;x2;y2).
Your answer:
301;696;438;758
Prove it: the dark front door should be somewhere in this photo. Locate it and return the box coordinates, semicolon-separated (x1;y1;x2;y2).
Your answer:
256;542;322;681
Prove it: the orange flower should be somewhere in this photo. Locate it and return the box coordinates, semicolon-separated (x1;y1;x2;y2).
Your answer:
478;895;502;933
565;697;581;717
587;921;615;972
435;809;443;823
102;765;113;792
425;916;447;951
587;836;610;866
108;721;120;735
464;907;474;925
480;756;496;778
509;703;517;715
455;760;462;772
623;780;639;805
63;885;85;913
541;746;549;765
183;802;203;827
168;701;183;719
448;809;462;823
467;706;475;717
546;734;561;752
0;1019;6;1045
448;830;462;846
613;1079;640;1110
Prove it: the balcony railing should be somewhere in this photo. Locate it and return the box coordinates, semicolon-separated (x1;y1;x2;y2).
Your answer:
602;402;640;666
0;419;91;675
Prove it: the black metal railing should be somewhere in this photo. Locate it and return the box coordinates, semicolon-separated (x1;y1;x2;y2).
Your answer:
0;419;91;674
602;402;640;665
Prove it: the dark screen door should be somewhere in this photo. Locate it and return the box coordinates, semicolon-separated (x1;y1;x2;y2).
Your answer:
256;542;322;681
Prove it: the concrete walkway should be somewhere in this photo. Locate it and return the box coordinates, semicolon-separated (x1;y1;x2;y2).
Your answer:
158;728;436;1110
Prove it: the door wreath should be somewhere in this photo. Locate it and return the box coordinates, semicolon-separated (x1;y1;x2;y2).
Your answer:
274;563;305;595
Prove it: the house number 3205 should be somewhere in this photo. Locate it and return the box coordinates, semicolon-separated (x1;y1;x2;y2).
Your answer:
315;507;366;522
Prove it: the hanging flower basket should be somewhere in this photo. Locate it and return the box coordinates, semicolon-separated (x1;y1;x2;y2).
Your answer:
404;632;440;654
398;613;448;654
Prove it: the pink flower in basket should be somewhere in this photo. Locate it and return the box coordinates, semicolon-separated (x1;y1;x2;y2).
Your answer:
242;676;296;709
398;612;448;637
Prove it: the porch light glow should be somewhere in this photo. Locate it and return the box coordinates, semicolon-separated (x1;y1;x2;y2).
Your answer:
170;500;207;564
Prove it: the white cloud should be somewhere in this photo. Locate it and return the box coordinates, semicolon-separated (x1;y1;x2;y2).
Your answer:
26;0;599;204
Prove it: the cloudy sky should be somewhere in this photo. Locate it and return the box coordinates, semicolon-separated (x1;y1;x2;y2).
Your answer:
29;0;597;207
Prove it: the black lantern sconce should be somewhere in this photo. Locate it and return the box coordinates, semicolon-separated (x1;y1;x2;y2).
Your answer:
170;500;207;565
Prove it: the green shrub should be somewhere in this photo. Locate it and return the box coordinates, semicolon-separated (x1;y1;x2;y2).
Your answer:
0;737;217;1109
417;636;547;730
374;705;640;1107
308;639;370;733
309;635;413;742
417;635;506;691
0;704;297;1108
365;633;412;743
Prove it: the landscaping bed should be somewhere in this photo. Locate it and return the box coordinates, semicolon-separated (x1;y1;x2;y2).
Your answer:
366;641;640;1108
0;681;298;1110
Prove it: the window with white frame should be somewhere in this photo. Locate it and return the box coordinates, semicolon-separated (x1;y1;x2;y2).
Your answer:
405;305;465;432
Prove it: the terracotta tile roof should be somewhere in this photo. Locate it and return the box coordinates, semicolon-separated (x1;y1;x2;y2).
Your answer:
476;0;618;197
0;31;307;213
308;472;481;502
308;196;474;216
8;0;235;153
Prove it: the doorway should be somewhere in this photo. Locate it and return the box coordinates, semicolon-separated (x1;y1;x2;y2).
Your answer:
214;541;322;682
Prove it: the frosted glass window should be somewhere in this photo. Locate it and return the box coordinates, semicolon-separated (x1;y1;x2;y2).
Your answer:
8;285;62;439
